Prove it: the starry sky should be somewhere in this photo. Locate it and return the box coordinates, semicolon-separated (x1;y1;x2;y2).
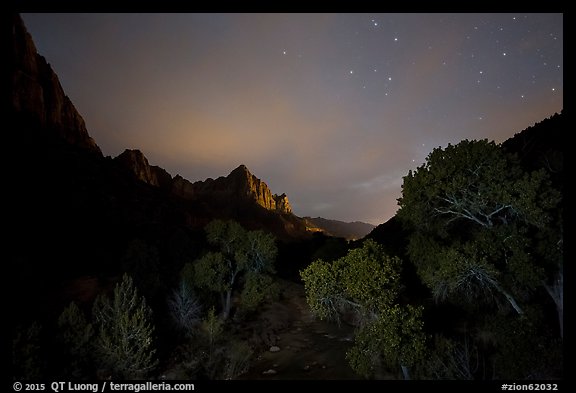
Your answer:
21;13;563;225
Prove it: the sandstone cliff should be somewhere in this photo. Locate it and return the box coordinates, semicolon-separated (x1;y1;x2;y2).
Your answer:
114;149;172;188
171;164;292;214
10;13;101;154
115;151;292;215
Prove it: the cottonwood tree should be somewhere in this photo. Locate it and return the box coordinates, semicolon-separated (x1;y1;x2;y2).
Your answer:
92;274;158;379
301;240;426;379
190;220;277;319
397;140;563;340
397;139;562;332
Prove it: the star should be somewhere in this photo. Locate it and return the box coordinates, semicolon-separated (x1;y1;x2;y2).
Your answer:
394;37;398;42
349;70;354;74
282;50;286;55
388;77;392;81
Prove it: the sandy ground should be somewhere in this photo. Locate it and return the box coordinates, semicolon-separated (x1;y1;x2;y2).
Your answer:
238;279;362;380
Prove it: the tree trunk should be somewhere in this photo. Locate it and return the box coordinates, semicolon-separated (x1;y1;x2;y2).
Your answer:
220;293;226;317
494;283;523;315
544;270;563;339
400;364;410;380
222;289;232;320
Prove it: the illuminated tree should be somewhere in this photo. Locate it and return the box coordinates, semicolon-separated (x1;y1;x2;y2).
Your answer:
397;139;561;326
167;279;202;338
190;220;277;319
301;240;426;379
92;274;158;379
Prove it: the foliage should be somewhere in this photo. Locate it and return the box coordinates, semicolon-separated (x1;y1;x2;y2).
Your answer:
240;272;279;313
301;240;400;324
346;304;426;378
222;340;253;380
92;274;158;379
424;334;479;380
190;220;277;319
301;240;426;378
57;302;94;378
167;279;202;338
201;307;224;349
398;140;558;231
397;139;561;318
483;313;563;379
12;321;44;380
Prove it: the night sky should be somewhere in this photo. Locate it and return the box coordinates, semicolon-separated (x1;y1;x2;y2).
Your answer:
21;13;563;225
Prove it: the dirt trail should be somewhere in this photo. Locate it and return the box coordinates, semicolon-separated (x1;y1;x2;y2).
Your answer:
239;279;362;380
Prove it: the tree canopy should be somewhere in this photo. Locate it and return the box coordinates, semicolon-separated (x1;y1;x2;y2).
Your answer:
301;240;426;379
397;139;562;334
189;220;277;319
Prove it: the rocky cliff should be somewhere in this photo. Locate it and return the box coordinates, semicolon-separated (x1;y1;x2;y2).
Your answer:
115;151;292;215
114;149;172;188
9;13;303;246
10;14;101;154
171;164;292;214
224;165;292;214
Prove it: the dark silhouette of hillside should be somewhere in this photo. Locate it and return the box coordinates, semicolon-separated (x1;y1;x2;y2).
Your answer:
8;13;313;326
303;216;375;240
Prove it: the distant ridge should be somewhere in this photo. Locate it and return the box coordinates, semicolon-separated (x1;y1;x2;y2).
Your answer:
303;216;375;240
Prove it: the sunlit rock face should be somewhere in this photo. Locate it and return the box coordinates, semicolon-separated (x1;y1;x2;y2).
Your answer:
10;13;101;154
225;165;293;214
118;157;292;215
180;164;293;214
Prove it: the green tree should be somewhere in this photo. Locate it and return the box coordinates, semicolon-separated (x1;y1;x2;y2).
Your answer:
301;240;426;379
12;321;44;380
92;274;158;379
397;140;561;324
167;279;202;338
190;220;277;319
57;302;94;378
240;272;279;314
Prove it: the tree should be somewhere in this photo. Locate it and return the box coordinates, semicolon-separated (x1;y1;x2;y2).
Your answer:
57;302;94;378
167;279;202;338
190;220;277;319
12;321;44;380
92;274;158;379
397;140;561;325
239;272;279;314
300;240;426;379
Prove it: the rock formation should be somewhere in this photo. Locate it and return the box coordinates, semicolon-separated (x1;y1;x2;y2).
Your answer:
225;165;292;214
170;164;292;214
114;149;172;188
10;13;101;154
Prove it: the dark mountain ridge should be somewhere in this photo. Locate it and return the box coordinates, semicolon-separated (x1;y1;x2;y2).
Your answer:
8;13;312;323
303;216;375;240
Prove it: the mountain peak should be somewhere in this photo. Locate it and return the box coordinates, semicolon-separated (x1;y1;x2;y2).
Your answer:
226;164;292;214
229;164;252;179
10;13;101;154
